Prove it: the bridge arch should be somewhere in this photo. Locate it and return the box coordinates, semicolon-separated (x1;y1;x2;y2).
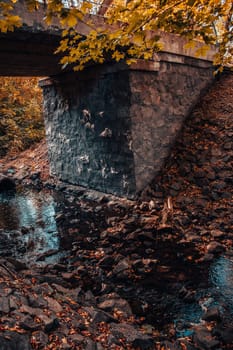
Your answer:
0;2;216;197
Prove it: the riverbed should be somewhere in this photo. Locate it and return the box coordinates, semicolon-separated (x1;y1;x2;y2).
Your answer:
1;186;233;339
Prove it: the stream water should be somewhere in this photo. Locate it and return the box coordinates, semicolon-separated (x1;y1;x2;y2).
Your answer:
0;187;233;331
0;188;60;263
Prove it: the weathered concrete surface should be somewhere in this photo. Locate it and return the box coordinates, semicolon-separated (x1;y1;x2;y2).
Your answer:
41;57;215;198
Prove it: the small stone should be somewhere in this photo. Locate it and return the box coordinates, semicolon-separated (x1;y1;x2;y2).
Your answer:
84;339;97;350
148;200;156;210
9;295;19;310
210;230;225;238
0;296;10;314
0;331;31;350
31;331;48;348
110;323;154;347
206;242;225;254
202;307;221;322
28;295;48;308
21;226;31;234
84;306;116;324
5;258;27;271
99;128;112;138
44;296;63;313
199;253;215;262
84;290;96;306
112;258;130;275
139;202;149;211
132;338;154;349
98;297;132;317
98;256;114;269
19;304;44;317
61;272;76;281
214;326;233;344
0;176;16;191
68;334;84;345
44;318;60;333
19;315;41;331
193;326;220;349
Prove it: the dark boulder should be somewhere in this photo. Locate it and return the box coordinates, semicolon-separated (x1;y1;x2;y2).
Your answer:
0;176;16;193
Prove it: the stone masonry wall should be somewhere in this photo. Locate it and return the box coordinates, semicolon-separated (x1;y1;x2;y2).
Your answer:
41;58;215;198
42;68;136;197
129;59;215;192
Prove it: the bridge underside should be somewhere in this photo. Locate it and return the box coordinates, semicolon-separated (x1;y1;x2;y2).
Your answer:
0;30;61;76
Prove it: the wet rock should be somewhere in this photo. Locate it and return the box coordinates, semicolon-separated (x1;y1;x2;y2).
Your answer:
36;249;59;261
132;338;155;350
206;242;225;254
31;331;48;349
0;296;10;314
84;306;116;324
21;226;31;234
174;319;194;338
84;339;97;350
5;258;27;271
28;295;48;308
44;318;60;333
19;304;40;316
0;176;16;192
19;315;41;331
185;234;201;243
68;333;84;346
82;290;96;306
98;297;132;317
138;231;156;241
110;323;154;349
160;341;182;350
0;332;32;350
98;255;114;269
210;229;225;239
112;258;130;275
214;325;233;344
33;274;71;287
202;306;221;322
193;326;220;349
44;296;63;313
30;172;41;181
9;295;19;310
178;286;196;303
199;253;215;262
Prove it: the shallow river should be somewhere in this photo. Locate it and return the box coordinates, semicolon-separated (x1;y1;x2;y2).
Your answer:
0;188;60;263
0;188;233;330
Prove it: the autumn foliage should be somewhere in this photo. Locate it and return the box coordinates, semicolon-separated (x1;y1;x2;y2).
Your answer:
0;0;232;71
0;77;44;157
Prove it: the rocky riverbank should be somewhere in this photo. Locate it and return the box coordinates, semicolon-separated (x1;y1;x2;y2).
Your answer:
0;71;232;349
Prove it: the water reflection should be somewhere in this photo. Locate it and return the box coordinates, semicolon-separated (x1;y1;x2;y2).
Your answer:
0;189;59;262
210;254;233;311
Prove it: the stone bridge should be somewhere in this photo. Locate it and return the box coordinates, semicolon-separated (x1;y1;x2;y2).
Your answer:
0;1;217;198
